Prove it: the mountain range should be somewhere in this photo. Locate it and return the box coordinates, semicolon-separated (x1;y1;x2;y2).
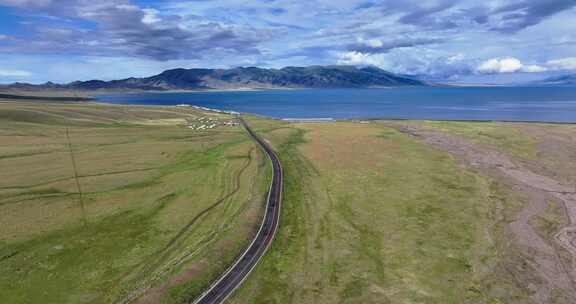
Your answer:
533;74;576;86
1;66;426;91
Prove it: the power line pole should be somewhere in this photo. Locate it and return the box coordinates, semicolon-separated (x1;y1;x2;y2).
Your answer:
65;128;86;223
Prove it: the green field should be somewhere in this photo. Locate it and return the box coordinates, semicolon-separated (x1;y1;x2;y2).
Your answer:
231;118;575;304
0;101;269;303
2;99;575;304
414;120;576;184
416;120;538;159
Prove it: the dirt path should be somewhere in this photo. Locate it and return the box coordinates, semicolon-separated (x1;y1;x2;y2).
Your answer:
389;123;576;303
115;148;256;304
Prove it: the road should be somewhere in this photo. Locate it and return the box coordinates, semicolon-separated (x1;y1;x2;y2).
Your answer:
191;116;283;304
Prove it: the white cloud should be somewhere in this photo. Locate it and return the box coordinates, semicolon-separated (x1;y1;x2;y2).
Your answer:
335;49;476;79
142;8;161;25
477;57;523;73
0;69;32;77
336;51;553;79
522;64;547;73
0;0;273;61
0;0;573;82
364;39;384;48
476;57;547;74
547;57;576;70
336;51;387;67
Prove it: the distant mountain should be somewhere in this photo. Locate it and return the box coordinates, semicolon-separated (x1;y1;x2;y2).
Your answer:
532;74;576;86
1;66;426;91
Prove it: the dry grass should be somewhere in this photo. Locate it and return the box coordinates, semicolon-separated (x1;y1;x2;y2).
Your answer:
412;120;538;159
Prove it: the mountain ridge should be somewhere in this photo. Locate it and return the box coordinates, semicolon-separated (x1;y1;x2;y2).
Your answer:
0;65;426;91
532;74;576;86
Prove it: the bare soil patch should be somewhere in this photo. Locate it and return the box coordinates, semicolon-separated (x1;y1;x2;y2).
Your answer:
389;122;576;303
135;259;209;304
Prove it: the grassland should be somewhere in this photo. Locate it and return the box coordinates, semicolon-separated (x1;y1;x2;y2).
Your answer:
0;100;269;303
230;117;576;304
410;120;576;185
3;97;575;304
415;120;538;159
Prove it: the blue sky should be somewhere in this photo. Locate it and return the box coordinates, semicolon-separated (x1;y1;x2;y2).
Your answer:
0;0;575;84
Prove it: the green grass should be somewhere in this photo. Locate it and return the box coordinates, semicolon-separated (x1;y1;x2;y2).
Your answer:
0;208;163;303
417;120;537;159
0;101;268;303
3;101;566;303
230;120;528;304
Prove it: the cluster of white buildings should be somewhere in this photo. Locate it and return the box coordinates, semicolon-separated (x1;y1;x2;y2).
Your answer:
186;116;239;130
175;104;239;130
187;116;218;130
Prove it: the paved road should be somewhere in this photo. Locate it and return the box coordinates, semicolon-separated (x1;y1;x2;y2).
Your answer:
191;116;283;304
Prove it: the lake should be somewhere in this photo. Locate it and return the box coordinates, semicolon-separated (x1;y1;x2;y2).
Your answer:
94;86;576;123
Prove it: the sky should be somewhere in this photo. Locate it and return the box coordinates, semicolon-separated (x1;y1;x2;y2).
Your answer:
0;0;575;84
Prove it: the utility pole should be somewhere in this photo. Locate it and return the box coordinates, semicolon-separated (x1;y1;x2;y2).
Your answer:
65;128;86;223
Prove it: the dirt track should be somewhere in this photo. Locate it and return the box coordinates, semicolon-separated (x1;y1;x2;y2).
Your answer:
390;123;576;303
126;148;257;304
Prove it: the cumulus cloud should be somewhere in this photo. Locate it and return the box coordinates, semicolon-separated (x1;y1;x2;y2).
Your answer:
0;0;574;82
336;51;554;79
476;57;546;74
522;64;548;73
336;49;475;79
0;68;32;77
0;0;273;61
477;57;523;73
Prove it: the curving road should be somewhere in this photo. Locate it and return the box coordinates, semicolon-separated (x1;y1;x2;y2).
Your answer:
191;116;283;304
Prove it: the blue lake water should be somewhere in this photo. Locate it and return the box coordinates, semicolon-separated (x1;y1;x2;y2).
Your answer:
95;87;576;123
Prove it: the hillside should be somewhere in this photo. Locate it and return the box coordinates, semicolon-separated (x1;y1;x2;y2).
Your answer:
1;66;425;91
533;74;576;86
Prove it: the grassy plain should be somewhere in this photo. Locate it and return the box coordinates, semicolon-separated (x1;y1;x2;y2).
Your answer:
0;100;268;303
416;120;538;159
414;120;576;184
231;118;545;304
3;97;575;304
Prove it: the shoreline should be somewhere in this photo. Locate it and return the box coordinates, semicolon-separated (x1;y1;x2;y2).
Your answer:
89;100;576;125
2;90;576;125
